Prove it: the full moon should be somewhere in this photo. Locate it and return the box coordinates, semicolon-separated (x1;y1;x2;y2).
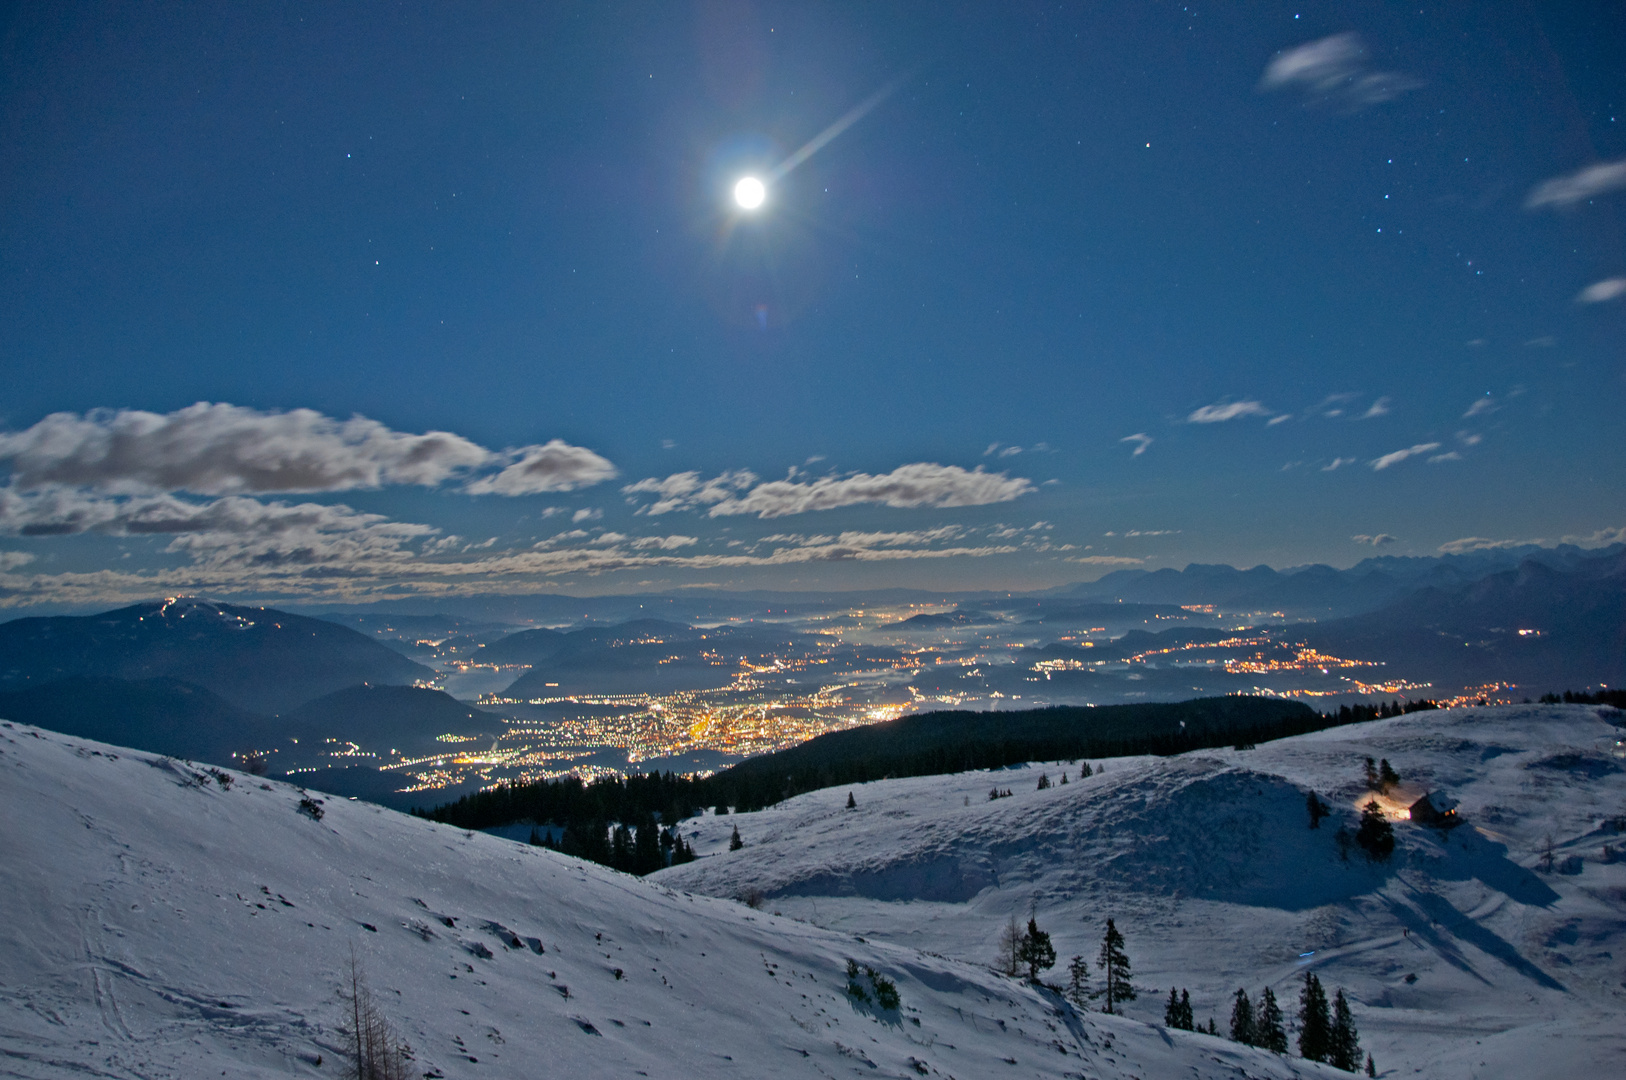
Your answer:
733;176;766;210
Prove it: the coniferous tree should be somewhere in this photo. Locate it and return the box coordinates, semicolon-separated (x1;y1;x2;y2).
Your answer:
1066;955;1090;1007
1363;756;1380;791
670;830;696;865
1059;771;1069;784
1254;986;1287;1053
846;791;856;809
610;823;632;872
1017;917;1056;981
1297;973;1331;1063
1165;987;1194;1030
1081;761;1093;778
1378;759;1400;792
1098;919;1136;1014
1229;988;1256;1045
1365;1051;1376;1076
632;814;662;876
728;824;743;851
1036;772;1051;790
1306;791;1329;829
1329;988;1361;1071
1355;801;1395;861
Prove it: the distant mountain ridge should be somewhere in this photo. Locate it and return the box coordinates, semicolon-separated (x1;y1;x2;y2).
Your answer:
0;597;430;712
1067;543;1626;617
1293;548;1626;692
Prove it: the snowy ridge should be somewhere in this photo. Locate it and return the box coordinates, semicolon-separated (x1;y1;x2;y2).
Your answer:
0;720;1339;1080
657;705;1626;1079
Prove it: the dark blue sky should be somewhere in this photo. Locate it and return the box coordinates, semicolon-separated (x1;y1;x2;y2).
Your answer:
1;1;1622;609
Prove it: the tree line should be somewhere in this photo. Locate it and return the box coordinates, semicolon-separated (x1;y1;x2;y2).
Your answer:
419;696;1413;877
1010;914;1373;1074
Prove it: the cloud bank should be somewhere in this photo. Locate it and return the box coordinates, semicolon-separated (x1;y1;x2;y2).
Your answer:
0;404;614;496
624;463;1035;519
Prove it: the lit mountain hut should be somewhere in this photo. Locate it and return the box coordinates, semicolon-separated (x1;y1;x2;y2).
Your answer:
1408;790;1460;827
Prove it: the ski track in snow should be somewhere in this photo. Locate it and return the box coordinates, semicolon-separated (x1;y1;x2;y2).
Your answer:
1;705;1623;1078
1;720;1340;1080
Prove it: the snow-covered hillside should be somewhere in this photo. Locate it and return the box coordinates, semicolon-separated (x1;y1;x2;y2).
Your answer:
656;705;1626;1079
0;721;1340;1080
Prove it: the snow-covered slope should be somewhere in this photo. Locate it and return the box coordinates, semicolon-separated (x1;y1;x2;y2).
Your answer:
657;705;1626;1079
0;721;1339;1080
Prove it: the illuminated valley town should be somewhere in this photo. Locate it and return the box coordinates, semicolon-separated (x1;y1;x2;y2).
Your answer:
285;601;1528;798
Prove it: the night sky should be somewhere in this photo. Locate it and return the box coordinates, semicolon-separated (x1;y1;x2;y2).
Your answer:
2;2;1623;610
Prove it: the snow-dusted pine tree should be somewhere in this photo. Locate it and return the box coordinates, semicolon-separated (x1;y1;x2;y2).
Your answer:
1067;955;1090;1007
1329;988;1361;1071
1297;973;1331;1063
1255;986;1287;1053
1098;919;1136;1014
1017;917;1056;981
1229;988;1255;1045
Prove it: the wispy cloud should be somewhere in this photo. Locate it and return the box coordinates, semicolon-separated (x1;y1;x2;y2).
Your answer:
1562;526;1626;546
1322;457;1356;471
571;507;603;523
1187;400;1271;424
1371;442;1441;470
1120;433;1153;456
1352;534;1397;546
624;463;1034;519
1259;33;1422;111
0;403;616;498
1439;526;1626;555
1577;277;1626;304
1428;451;1461;463
0;551;35;571
1361;397;1392;418
1437;536;1527;555
1463;396;1496;418
1525;158;1626;210
1065;555;1145;567
984;442;1053;458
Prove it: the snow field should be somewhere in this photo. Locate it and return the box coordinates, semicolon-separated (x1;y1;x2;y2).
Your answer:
0;719;1342;1079
656;705;1626;1079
